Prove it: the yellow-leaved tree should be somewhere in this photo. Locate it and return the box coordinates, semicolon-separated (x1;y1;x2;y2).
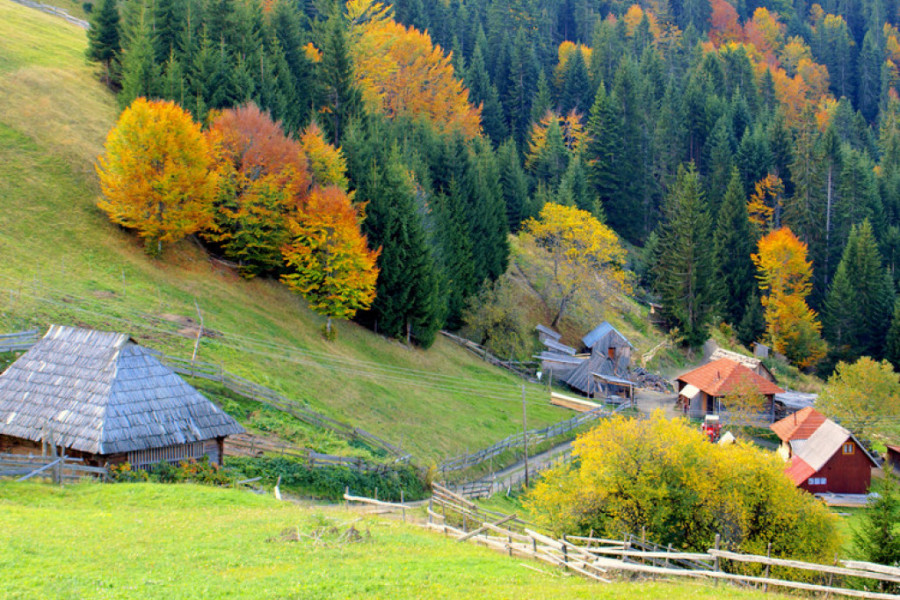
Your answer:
299;121;350;191
345;0;481;138
519;203;628;327
752;227;827;368
96;98;216;256
281;186;379;338
526;412;840;560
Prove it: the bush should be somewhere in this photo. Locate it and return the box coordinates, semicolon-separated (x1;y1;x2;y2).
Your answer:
525;412;841;564
108;456;232;486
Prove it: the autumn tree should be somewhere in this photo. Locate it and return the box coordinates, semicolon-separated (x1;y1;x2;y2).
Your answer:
752;227;827;368
519;203;629;328
281;186;379;337
204;104;311;277
462;274;534;362
526;412;840;561
96;98;215;256
721;373;767;428
299;121;350;191
818;358;900;445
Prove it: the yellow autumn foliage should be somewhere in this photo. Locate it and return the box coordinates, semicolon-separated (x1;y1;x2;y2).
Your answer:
526;412;840;563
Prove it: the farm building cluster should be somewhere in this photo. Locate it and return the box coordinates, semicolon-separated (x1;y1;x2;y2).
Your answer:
0;325;243;468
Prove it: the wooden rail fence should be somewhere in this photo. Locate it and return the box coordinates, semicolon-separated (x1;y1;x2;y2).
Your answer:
0;329;40;353
225;435;409;475
0;453;108;483
438;402;631;475
412;484;900;599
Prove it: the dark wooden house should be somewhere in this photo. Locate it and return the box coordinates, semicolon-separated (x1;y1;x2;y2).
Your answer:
771;408;879;495
564;322;635;400
0;325;243;468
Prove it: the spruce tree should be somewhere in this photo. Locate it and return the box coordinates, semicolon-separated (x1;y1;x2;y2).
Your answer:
531;70;553;125
560;49;593;115
86;0;121;88
885;298;900;369
497;140;531;231
714;168;754;328
118;6;160;109
704;115;735;211
465;42;507;144
319;15;363;145
586;85;623;232
435;181;476;330
469;140;510;284
853;469;900;590
654;163;715;347
152;0;184;63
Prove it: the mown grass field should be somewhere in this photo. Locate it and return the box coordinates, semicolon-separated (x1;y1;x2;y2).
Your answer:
0;482;793;600
0;0;572;462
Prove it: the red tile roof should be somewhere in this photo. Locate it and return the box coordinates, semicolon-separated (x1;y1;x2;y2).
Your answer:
770;407;827;443
784;456;816;486
677;358;784;398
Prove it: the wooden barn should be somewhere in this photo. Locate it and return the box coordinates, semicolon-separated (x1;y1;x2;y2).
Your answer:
0;325;244;468
708;348;776;383
564;323;635;400
771;408;879;495
676;357;784;419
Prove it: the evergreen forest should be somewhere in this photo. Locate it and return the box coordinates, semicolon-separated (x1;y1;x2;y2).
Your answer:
86;0;900;372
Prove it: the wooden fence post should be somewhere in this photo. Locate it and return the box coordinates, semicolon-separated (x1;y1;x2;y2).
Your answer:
764;542;771;593
824;554;838;600
428;498;433;525
714;534;721;587
401;490;405;523
562;536;569;570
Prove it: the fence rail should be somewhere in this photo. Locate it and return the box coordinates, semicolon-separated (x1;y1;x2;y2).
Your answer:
225;435;407;475
0;453;107;483
417;488;900;600
438;402;632;475
0;329;40;353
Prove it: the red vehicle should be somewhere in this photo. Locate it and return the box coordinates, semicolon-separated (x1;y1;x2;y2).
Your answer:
702;415;722;443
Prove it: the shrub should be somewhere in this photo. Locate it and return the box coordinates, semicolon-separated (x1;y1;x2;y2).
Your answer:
525;412;840;564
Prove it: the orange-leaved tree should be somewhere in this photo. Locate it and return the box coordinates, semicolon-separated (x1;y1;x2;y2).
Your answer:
346;0;481;138
205;103;311;277
96;98;216;256
281;186;379;337
752;227;826;368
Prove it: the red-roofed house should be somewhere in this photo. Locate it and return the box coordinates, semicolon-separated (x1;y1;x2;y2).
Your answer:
676;358;784;418
771;409;880;494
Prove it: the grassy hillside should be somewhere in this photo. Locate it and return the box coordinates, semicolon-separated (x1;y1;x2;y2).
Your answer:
0;0;570;462
0;482;791;600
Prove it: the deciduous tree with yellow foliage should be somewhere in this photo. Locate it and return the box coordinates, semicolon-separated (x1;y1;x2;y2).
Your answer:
519;203;628;328
526;412;840;560
752;227;827;368
281;186;379;338
96;98;216;256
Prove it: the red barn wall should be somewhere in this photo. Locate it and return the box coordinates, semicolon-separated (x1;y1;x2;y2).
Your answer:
799;440;873;494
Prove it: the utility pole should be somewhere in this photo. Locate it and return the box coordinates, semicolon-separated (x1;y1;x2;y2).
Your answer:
522;382;529;488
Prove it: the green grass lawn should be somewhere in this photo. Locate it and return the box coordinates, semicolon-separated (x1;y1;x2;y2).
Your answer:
0;482;791;600
0;0;572;463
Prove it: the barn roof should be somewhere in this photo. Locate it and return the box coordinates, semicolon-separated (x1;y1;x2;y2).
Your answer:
544;339;577;355
582;322;632;351
535;325;562;341
770;406;827;442
709;348;776;381
0;325;243;455
677;358;783;398
785;456;816;486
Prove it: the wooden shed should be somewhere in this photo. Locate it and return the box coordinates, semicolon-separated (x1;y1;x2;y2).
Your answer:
676;358;784;420
0;325;244;468
564;322;635;400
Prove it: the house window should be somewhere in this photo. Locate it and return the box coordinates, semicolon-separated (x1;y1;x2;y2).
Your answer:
608;347;615;360
843;443;855;455
808;477;827;486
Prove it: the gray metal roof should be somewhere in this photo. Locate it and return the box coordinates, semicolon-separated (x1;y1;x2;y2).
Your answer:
536;352;585;365
582;322;633;350
535;324;562;340
0;325;243;455
775;391;817;410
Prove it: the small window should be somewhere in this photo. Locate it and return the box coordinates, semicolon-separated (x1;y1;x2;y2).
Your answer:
808;477;827;486
608;347;615;360
843;443;855;455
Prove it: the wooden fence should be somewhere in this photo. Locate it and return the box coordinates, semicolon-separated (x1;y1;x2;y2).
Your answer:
438;402;631;475
0;329;40;353
225;434;409;475
0;453;108;483
439;330;539;380
416;485;900;599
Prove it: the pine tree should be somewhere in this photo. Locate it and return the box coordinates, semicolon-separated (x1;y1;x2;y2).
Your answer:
505;29;538;146
885;298;900;370
853;469;900;591
704;115;735;211
737;290;766;347
86;0;121;88
188;31;230;118
469;139;510;284
531;70;553;125
560;49;593;115
161;51;186;106
118;5;160;109
824;220;895;363
654;163;715;347
319;15;363;145
586;85;623;233
714;168;754;328
559;154;597;217
152;0;184;63
465;42;507;143
857;30;883;123
435;181;476;330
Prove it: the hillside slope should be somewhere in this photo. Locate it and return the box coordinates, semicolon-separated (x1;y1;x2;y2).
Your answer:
0;0;569;462
0;482;790;600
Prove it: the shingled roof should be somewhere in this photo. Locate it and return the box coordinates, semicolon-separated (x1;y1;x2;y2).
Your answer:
677;358;783;398
0;325;243;455
770;406;827;442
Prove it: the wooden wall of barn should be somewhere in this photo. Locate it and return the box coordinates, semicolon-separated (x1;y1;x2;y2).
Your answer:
799;439;874;494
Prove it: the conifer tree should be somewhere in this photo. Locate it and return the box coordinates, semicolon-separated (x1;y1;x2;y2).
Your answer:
435;181;476;330
188;31;231;118
586;85;623;232
118;6;160;109
824;220;895;363
466;42;507;144
714;168;754;328
469;139;510;283
704;115;735;211
885;298;900;370
496;140;531;232
86;0;121;88
152;0;184;63
531;70;553;125
319;14;363;145
560;49;593;115
654;163;715;347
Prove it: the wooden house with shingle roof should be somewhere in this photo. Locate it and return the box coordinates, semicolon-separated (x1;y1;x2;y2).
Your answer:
0;325;243;468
